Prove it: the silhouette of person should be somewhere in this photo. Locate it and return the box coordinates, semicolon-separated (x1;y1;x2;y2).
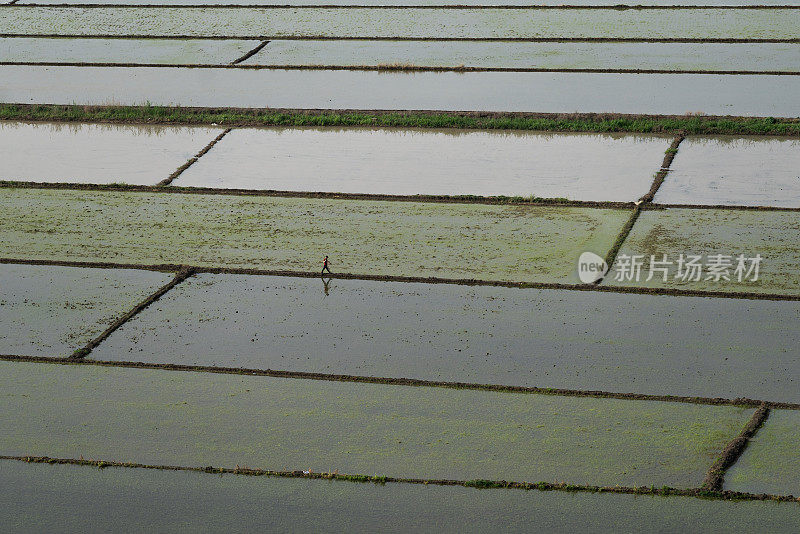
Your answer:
321;255;331;274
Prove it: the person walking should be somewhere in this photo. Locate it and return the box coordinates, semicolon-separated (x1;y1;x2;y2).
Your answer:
321;255;331;275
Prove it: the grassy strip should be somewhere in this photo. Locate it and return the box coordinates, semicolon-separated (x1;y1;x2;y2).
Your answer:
0;181;625;209
158;128;231;186
2;104;800;136
4;62;800;76
702;404;771;491
599;205;641;283
4;354;800;412
2;257;800;301
68;267;195;359
2;455;798;502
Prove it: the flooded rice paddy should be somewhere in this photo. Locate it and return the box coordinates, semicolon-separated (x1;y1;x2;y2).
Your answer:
3;66;799;116
89;273;800;403
0;361;752;487
0;121;220;185
654;136;800;208
0;264;172;357
3;459;800;534
606;208;800;295
0;37;261;64
175;128;669;200
244;40;800;72
725;409;800;496
2;7;799;39
0;188;629;284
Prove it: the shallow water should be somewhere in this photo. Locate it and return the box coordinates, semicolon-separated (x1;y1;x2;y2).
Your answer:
726;409;800;496
0;263;172;357
3;66;799;116
0;37;261;64
3;460;800;534
92;273;800;403
605;208;800;294
2;7;798;39
0;121;220;184
18;0;800;5
176;127;669;200
0;361;750;487
654;136;800;207
0;188;629;284
245;40;800;72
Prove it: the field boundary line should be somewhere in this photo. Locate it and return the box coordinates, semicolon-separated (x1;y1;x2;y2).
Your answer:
597;134;684;283
3;354;800;411
6;3;800;8
702;403;771;491
229;40;269;65
3;104;800;136
3;34;800;43
2;62;800;75
2;454;798;502
0;181;638;209
158;128;231;186
67;266;195;359
1;257;798;301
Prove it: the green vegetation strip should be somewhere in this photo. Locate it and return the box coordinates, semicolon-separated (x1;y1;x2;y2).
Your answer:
4;354;800;411
702;404;770;491
3;257;800;301
2;455;797;503
68;266;194;359
2;105;800;136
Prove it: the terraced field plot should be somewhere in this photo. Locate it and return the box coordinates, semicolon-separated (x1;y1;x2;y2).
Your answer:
0;121;220;184
0;361;753;487
17;0;800;5
606;208;800;295
175;128;669;200
3;7;799;39
5;66;799;115
654;136;800;208
726;409;800;496
0;188;629;283
0;263;172;357
243;40;800;72
0;37;262;64
91;273;800;403
3;459;800;534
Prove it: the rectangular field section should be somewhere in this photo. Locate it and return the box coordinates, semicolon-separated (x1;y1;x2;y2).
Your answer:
0;121;220;185
92;274;800;404
725;409;800;496
0;264;172;357
0;188;630;284
605;208;800;295
245;40;800;72
654;136;800;208
2;8;798;39
175;128;669;201
0;361;752;488
4;67;799;116
3;459;800;533
0;37;262;64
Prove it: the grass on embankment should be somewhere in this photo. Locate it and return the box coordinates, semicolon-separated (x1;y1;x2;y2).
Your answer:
1;104;799;136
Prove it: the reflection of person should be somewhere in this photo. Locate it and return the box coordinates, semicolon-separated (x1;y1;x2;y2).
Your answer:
322;277;332;297
321;255;331;274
